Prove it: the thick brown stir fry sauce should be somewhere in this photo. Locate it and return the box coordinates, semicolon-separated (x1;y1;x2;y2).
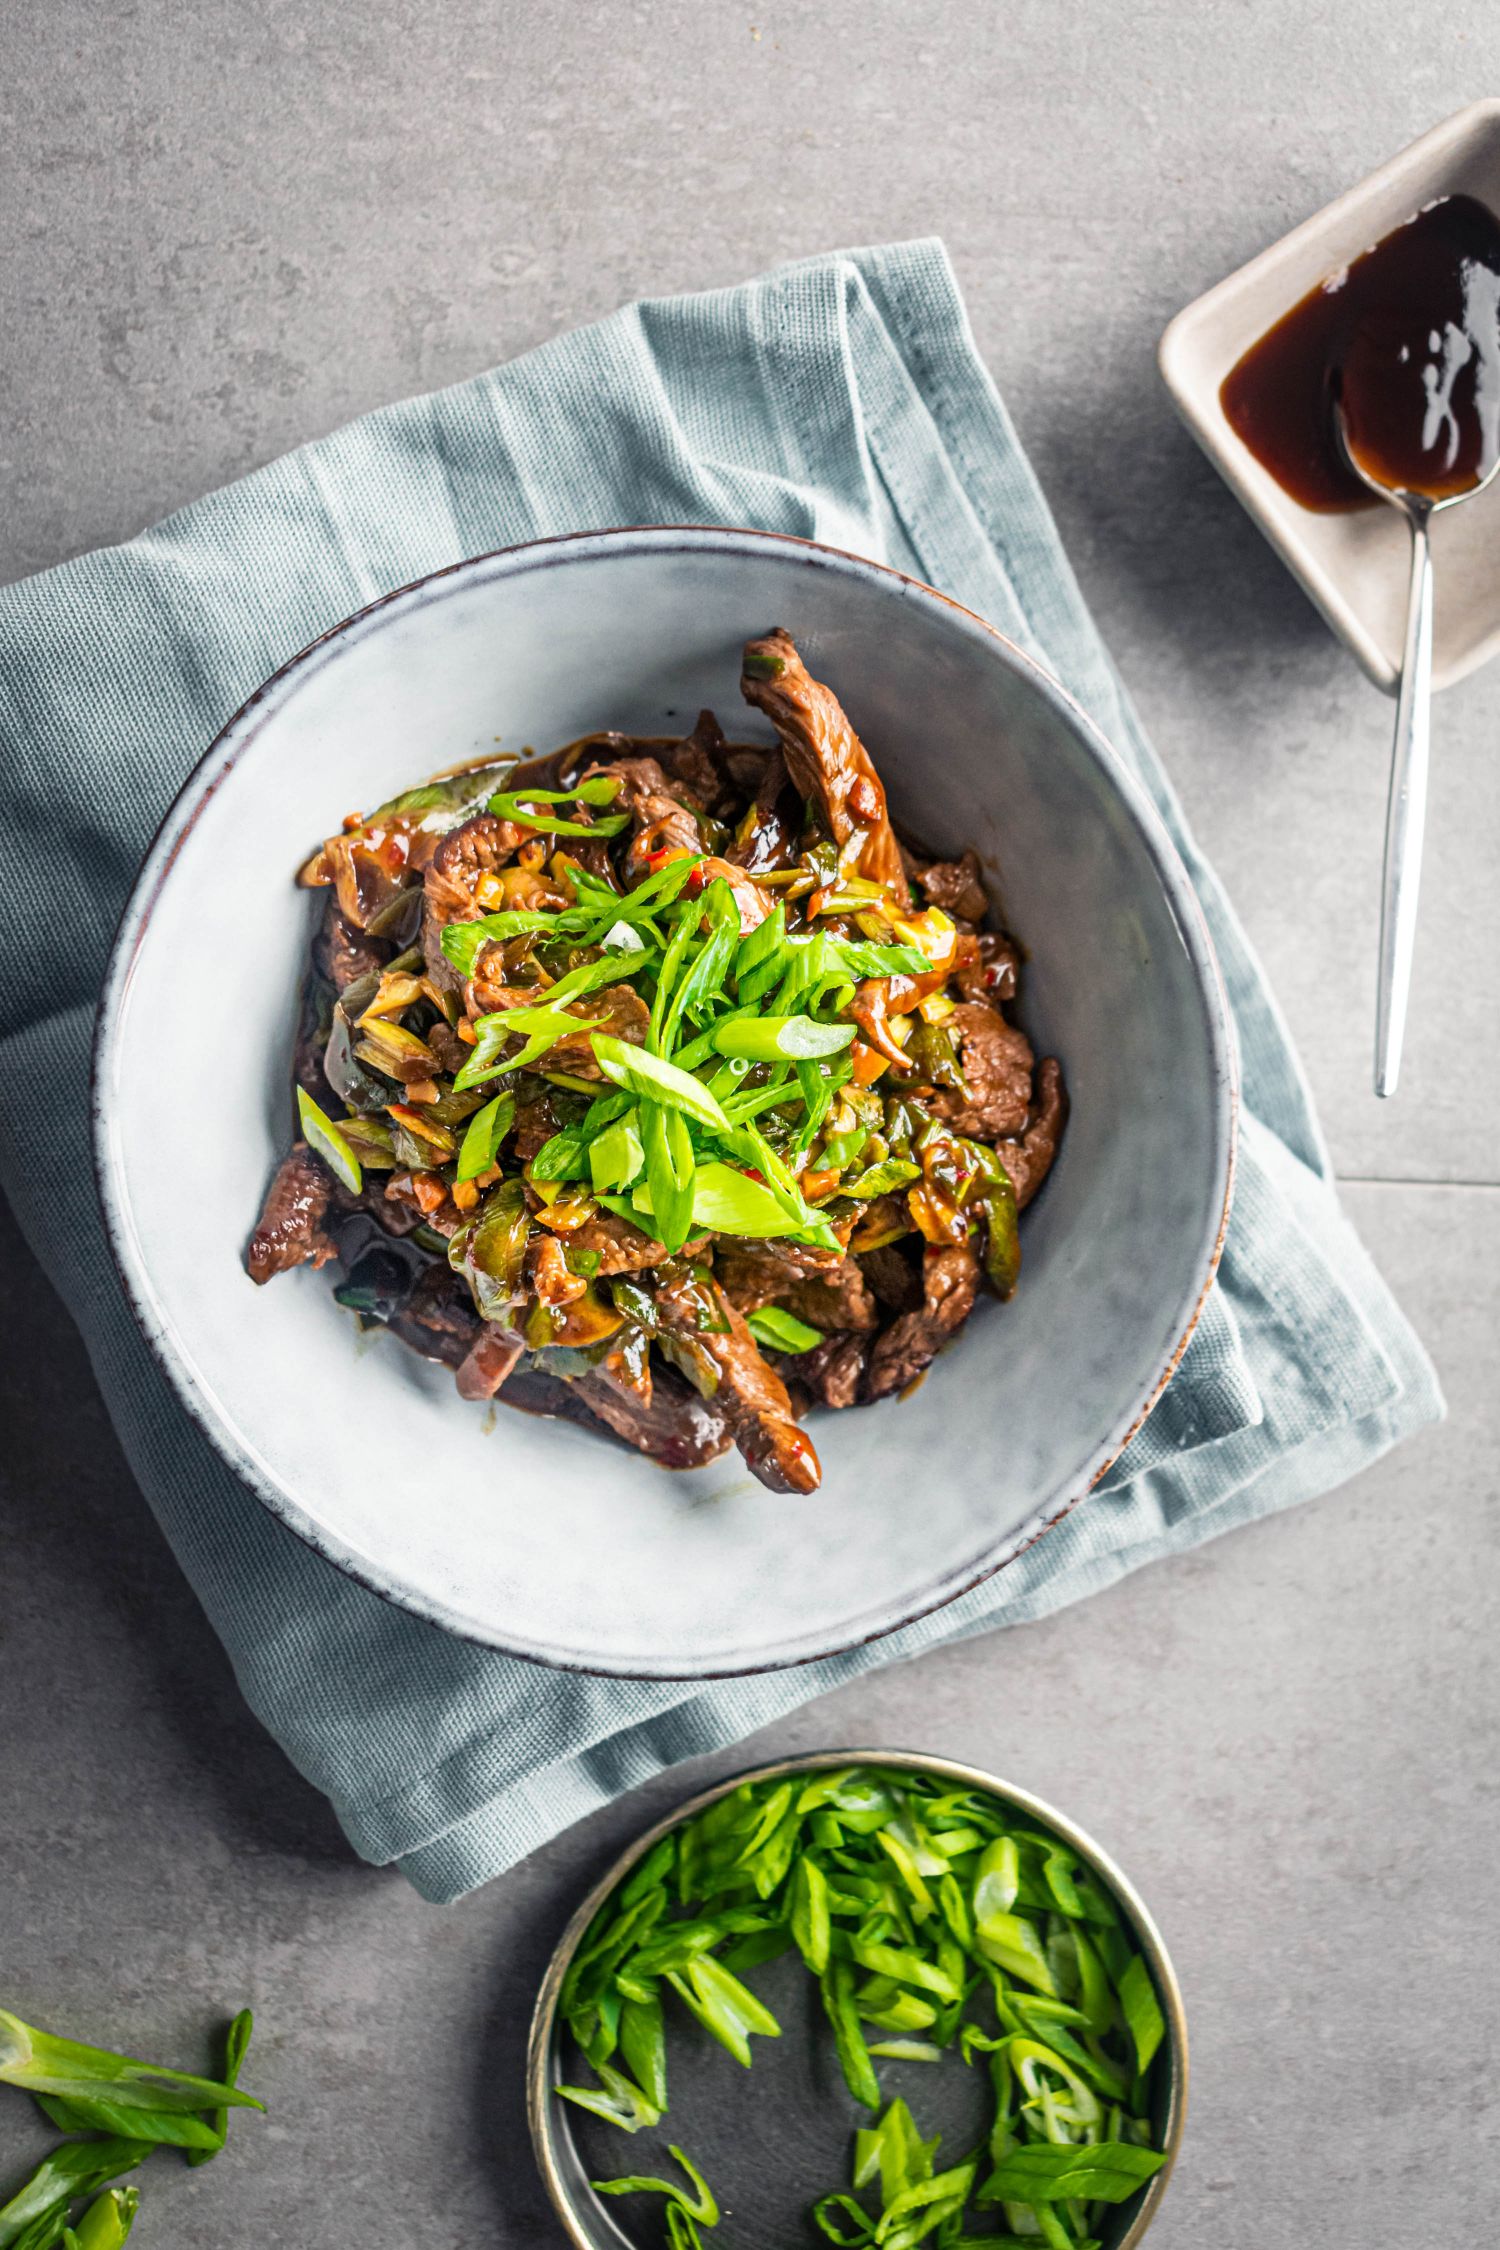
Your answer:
247;631;1066;1494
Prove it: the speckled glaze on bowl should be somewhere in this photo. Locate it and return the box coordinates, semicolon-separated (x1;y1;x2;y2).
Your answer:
94;527;1235;1678
526;1749;1189;2250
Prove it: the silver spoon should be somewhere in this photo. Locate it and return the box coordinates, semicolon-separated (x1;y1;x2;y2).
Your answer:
1335;401;1500;1097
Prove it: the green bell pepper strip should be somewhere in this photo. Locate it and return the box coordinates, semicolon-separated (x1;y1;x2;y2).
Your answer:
746;1306;824;1354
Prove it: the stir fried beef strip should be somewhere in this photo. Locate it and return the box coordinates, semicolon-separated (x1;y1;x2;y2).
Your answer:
512;1084;564;1165
953;927;1021;1005
857;1240;926;1314
740;626;910;902
992;1055;1068;1211
654;1265;820;1495
247;1145;339;1282
532;1207;677;1275
575;1358;735;1471
251;628;1067;1489
712;1237;848;1312
797;1331;870;1410
456;1322;526;1402
664;708;738;817
783;1261;881;1335
865;1238;983;1402
314;895;388;994
421;812;525;987
586;754;706;885
387;1265;483;1369
716;1241;879;1333
912;849;991;927
928;1001;1036;1142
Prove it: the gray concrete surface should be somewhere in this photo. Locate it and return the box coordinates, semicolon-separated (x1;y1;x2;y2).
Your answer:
2;3;1498;2243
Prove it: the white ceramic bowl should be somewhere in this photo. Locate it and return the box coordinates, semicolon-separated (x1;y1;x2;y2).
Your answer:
1160;99;1500;692
94;527;1235;1678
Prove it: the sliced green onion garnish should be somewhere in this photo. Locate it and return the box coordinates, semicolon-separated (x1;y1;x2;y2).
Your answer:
295;1087;362;1194
589;1115;646;1195
490;774;630;836
712;1016;856;1063
592;1036;732;1134
640;1101;697;1252
455;1091;515;1183
631;1161;805;1241
601;920;647;954
591;2146;719;2226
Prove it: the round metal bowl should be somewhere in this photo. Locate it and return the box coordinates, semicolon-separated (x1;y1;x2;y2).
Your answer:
527;1749;1188;2250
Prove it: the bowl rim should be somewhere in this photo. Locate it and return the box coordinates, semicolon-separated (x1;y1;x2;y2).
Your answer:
525;1746;1189;2250
91;522;1238;1678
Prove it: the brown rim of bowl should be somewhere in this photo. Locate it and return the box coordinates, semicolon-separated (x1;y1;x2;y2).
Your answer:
526;1747;1189;2250
91;522;1239;1678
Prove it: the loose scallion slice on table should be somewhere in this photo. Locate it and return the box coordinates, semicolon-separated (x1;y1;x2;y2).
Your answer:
0;2142;148;2250
555;1768;1170;2250
61;2185;140;2250
0;2012;260;2116
184;2009;255;2170
0;2003;259;2250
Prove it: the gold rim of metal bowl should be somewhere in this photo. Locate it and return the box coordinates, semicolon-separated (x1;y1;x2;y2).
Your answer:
526;1749;1189;2250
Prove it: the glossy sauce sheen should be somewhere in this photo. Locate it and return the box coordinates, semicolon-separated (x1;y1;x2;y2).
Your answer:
1220;194;1500;510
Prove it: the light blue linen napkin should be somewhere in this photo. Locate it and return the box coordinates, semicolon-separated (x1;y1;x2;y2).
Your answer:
0;241;1442;1901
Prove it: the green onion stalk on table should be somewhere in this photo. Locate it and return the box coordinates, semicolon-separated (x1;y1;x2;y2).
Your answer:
0;2006;258;2248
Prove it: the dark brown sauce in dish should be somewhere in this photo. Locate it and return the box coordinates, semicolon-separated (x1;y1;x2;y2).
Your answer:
1220;193;1500;511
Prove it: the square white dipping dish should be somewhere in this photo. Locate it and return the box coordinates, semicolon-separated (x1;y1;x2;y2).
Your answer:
1159;99;1500;693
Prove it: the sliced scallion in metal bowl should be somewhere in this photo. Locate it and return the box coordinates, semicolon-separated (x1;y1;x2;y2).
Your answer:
527;1751;1186;2250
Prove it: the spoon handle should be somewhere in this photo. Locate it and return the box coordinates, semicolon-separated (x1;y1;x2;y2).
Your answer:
1375;512;1433;1098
